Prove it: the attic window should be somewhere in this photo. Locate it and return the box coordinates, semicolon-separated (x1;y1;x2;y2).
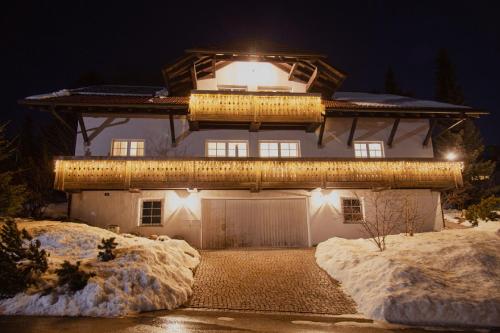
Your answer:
217;85;248;92
257;86;292;92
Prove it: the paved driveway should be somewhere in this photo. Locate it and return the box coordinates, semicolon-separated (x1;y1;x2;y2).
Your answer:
187;248;357;315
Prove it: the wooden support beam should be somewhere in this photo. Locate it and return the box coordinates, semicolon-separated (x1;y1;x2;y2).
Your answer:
305;122;320;133
288;63;298;80
249;122;261;132
423;118;437;146
347;117;358;146
77;114;90;145
169;113;176;145
190;65;197;90
189;121;199;131
387;118;400;148
50;107;76;134
317;115;327;147
434;118;466;141
306;66;319;92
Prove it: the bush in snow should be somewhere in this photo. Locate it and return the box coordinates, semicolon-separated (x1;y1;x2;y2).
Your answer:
465;196;500;226
402;195;425;236
56;260;95;292
97;237;118;261
0;219;48;298
358;191;401;251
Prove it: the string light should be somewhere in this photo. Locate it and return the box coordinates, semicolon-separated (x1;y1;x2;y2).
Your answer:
54;159;463;191
189;93;324;122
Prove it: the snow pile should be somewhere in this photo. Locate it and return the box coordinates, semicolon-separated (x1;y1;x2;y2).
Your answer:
316;222;500;327
0;221;200;317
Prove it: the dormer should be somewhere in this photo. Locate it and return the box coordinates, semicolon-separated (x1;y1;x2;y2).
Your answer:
162;48;346;98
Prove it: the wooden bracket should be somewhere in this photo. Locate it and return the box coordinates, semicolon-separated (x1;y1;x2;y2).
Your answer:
387;118;400;148
347;117;358;146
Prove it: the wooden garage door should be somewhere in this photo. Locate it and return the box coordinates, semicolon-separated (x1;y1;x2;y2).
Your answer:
202;198;308;249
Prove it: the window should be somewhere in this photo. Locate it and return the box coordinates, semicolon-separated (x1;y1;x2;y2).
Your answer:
354;141;384;158
259;141;300;158
111;139;145;156
257;86;292;92
342;198;364;224
217;84;248;92
140;200;162;225
206;141;248;157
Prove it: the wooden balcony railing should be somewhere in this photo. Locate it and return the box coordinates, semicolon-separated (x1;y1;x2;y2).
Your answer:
54;157;463;191
188;91;324;123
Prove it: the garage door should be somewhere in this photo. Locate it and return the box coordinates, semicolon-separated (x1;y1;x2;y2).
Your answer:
202;198;309;249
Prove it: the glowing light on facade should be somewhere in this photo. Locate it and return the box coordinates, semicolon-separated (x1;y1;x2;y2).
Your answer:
189;92;324;123
54;158;464;191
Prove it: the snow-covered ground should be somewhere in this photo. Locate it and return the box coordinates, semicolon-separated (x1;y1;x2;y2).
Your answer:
316;220;500;328
0;221;200;317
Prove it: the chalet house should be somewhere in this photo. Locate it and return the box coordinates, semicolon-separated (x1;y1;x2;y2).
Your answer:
21;48;485;249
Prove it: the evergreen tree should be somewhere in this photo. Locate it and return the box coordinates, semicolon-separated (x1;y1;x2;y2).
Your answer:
435;119;496;208
383;66;414;97
384;66;401;95
435;49;464;105
56;261;95;292
97;237;118;261
433;49;496;208
0;123;26;216
0;220;48;298
15;116;56;217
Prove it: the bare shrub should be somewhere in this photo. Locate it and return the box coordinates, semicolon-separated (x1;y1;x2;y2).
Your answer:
358;191;402;251
402;195;425;236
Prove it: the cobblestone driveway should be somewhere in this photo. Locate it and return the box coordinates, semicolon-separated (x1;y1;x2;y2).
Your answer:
187;249;357;315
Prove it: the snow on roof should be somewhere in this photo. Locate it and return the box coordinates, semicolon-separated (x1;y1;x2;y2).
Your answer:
25;85;167;100
334;92;470;109
25;89;71;100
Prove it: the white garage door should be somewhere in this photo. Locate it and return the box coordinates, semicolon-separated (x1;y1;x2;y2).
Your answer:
202;198;309;249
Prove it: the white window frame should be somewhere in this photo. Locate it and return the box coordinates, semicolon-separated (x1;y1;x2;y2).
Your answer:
353;141;384;158
257;85;292;92
341;197;365;224
205;140;249;157
259;140;301;158
111;139;145;157
217;84;248;92
139;199;163;226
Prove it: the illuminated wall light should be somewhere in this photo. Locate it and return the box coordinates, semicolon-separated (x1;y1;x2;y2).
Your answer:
445;151;458;161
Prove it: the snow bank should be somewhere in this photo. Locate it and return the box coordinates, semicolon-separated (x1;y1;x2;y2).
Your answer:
316;222;500;327
0;221;200;317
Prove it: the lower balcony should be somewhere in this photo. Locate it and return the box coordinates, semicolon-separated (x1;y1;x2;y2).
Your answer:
54;157;463;191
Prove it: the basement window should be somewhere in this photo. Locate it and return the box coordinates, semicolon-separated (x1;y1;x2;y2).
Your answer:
140;200;162;225
341;198;364;224
259;141;300;158
206;140;248;157
111;139;145;156
354;141;384;158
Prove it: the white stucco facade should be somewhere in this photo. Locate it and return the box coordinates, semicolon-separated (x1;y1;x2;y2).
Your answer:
70;188;443;248
75;116;434;158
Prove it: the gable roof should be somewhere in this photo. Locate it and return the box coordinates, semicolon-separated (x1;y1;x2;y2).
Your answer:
162;48;347;98
19;86;487;119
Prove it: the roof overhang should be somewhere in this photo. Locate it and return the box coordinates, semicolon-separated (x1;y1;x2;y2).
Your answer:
162;48;347;98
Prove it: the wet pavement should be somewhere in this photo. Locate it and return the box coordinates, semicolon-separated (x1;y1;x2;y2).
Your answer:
0;309;483;333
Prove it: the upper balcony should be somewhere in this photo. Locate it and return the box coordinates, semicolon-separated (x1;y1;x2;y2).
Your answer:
188;90;324;131
54;157;463;192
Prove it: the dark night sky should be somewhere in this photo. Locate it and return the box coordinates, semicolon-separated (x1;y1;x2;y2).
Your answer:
2;1;499;144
